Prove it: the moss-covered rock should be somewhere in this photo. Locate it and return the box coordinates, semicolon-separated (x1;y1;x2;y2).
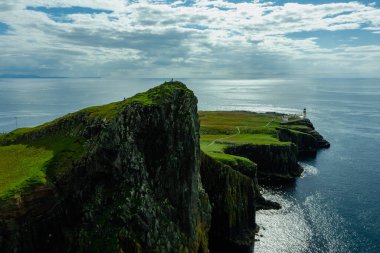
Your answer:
225;143;302;182
277;127;318;157
0;84;330;253
278;119;330;157
200;152;256;251
0;81;211;253
199;112;329;183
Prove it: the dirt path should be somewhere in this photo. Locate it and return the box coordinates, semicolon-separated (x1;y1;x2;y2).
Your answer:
208;126;240;146
265;119;275;127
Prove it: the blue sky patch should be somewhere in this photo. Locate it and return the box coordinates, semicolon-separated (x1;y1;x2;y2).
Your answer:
26;6;113;23
324;11;354;19
0;22;10;35
183;24;208;30
265;0;378;6
288;29;380;48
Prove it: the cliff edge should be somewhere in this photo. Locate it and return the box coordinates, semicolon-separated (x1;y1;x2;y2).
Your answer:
0;82;211;253
0;82;329;253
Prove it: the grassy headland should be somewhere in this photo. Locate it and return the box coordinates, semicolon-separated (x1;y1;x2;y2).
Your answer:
0;81;192;200
199;111;292;163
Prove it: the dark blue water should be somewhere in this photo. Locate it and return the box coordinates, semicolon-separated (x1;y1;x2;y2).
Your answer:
0;78;379;252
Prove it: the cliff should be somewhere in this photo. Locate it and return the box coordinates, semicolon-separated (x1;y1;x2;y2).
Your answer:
200;153;256;252
0;83;329;253
199;111;330;183
0;82;211;253
225;143;302;181
277;119;330;157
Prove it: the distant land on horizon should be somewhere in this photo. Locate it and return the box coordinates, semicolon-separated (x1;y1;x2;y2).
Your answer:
0;74;102;79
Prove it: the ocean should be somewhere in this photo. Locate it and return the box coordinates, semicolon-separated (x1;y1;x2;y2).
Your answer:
0;78;379;252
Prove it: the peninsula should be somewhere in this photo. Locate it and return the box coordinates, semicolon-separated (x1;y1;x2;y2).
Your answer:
0;81;329;253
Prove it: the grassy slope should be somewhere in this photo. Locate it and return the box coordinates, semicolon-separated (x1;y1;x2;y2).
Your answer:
0;135;84;200
0;145;52;196
199;111;291;164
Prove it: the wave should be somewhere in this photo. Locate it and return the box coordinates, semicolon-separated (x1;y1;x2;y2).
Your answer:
255;190;375;253
299;162;319;178
255;190;312;253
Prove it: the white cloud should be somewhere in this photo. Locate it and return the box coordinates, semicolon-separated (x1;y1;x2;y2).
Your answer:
0;0;380;78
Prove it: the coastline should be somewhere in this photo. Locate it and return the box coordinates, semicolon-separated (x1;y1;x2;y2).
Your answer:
0;82;330;252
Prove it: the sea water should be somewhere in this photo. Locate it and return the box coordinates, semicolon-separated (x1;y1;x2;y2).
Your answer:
0;78;379;252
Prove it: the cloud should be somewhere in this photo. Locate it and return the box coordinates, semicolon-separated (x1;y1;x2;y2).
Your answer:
0;0;380;78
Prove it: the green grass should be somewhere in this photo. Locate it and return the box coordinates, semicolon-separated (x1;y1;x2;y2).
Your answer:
78;101;120;120
199;111;292;168
0;128;36;144
130;81;191;104
200;133;289;169
201;134;255;169
205;151;254;167
201;133;290;146
199;111;283;134
0;135;85;200
0;82;192;147
0;144;52;199
200;139;227;152
200;138;253;168
78;82;192;119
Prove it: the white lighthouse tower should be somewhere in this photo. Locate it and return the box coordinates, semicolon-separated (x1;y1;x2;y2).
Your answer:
303;108;307;119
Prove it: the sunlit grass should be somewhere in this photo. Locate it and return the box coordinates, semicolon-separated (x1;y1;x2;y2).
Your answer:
201;133;290;146
0;135;85;200
199;111;283;134
199;111;292;167
0;144;52;199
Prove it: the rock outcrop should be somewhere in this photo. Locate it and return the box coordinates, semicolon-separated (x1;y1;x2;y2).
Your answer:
0;82;211;253
0;82;329;253
225;143;302;182
200;153;256;252
220;118;330;183
278;119;330;157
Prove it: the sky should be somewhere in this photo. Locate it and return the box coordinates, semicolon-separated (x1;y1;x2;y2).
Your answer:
1;0;380;78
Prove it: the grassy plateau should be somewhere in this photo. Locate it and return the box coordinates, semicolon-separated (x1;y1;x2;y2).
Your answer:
199;111;292;163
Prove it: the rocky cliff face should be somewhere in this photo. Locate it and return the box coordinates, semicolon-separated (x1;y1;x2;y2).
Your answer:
0;82;329;253
225;143;302;182
221;118;330;183
277;119;330;158
200;153;256;252
0;82;211;253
